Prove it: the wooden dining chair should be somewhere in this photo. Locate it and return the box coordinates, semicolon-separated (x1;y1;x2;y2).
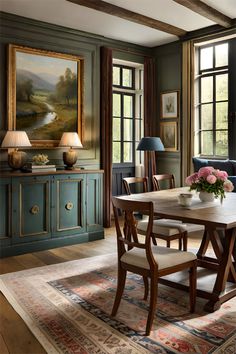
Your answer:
152;173;175;191
146;174;204;250
111;196;197;336
123;176;148;195
122;176;200;250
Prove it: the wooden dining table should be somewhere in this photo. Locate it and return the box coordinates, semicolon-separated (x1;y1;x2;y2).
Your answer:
118;187;236;312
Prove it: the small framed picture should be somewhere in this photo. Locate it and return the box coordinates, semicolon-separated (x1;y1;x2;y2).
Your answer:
161;91;179;119
160;121;178;151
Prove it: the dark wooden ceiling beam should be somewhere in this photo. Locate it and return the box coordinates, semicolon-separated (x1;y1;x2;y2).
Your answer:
173;0;232;28
66;0;186;37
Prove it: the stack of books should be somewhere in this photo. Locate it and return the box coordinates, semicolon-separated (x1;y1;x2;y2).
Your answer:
24;163;57;173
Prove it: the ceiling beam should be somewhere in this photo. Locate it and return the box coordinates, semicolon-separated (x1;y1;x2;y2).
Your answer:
66;0;186;37
173;0;232;28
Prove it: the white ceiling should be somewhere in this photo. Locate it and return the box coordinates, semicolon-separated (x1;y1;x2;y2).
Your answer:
1;0;236;47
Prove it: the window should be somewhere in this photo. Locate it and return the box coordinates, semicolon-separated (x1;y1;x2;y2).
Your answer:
112;63;143;165
195;42;228;157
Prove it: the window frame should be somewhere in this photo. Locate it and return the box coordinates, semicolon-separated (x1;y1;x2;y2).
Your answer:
197;41;229;158
112;61;143;167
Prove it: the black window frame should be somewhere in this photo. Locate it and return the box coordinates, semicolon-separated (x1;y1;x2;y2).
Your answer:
112;64;135;90
197;41;229;158
112;91;135;166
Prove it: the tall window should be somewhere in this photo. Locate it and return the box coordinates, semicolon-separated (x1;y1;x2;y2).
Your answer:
195;41;228;157
112;62;143;165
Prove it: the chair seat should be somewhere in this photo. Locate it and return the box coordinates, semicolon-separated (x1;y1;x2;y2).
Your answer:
137;219;204;236
121;245;197;270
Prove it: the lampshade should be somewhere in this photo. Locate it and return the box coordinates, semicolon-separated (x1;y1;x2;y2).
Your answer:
1;131;31;148
137;137;165;151
59;132;83;148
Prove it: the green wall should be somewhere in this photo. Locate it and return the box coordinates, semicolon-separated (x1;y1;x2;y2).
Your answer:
154;41;182;186
0;12;152;170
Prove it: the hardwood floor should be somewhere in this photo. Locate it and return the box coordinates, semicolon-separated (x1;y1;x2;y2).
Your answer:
0;226;204;354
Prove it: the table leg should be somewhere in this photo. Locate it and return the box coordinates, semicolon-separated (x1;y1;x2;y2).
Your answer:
204;227;236;312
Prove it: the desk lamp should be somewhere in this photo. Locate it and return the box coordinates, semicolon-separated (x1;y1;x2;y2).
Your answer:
1;131;31;170
59;132;83;170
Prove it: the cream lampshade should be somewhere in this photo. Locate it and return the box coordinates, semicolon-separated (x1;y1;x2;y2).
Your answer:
59;132;83;170
1;131;32;170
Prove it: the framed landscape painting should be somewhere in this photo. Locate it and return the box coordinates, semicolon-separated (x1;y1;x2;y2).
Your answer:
160;121;177;151
8;44;84;146
161;91;179;119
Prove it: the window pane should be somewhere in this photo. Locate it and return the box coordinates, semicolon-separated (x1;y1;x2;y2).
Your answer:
112;142;120;163
113;93;121;117
201;104;213;129
124;118;133;141
200;47;213;70
123;142;132;162
124;95;133;117
201;76;213;103
113;118;121;141
216;131;228;156
216;74;228;101
215;43;228;67
216;102;228;129
113;66;120;85
122;68;132;87
201;131;213;155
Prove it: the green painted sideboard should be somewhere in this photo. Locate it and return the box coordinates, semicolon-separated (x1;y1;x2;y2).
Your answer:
0;170;104;257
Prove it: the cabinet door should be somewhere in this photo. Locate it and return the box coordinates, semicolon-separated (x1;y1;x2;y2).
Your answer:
12;176;51;242
53;174;86;236
0;178;12;244
86;173;103;232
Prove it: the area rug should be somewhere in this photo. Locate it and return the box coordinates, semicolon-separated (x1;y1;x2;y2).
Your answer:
0;254;235;354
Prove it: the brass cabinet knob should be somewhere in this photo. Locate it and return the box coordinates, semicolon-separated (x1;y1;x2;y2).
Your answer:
65;202;74;210
30;205;40;215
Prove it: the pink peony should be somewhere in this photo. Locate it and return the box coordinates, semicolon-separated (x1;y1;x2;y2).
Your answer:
206;174;217;184
185;172;198;186
198;166;215;178
223;180;234;192
215;169;228;181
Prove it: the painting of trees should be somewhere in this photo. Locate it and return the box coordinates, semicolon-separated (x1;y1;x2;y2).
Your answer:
55;68;77;105
8;44;83;145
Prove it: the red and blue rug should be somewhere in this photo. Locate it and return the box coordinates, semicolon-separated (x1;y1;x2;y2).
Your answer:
0;254;235;353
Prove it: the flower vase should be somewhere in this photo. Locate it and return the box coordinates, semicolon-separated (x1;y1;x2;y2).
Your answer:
199;191;215;202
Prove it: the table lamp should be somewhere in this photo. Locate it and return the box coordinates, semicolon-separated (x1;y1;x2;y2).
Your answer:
1;131;31;170
59;132;83;170
137;136;165;177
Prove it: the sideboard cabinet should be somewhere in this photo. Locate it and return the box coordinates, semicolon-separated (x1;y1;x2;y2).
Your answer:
0;170;104;257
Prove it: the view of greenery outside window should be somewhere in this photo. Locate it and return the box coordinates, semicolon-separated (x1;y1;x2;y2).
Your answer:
195;41;228;157
112;62;144;165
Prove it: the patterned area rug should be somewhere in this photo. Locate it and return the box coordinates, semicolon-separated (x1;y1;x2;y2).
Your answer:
0;254;235;354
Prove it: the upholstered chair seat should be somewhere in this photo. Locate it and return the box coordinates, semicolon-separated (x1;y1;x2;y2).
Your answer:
121;245;197;270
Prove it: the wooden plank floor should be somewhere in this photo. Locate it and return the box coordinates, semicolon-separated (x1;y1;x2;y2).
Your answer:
0;227;204;354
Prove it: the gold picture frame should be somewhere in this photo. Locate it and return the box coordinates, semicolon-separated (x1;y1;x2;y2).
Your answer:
161;90;179;119
8;44;84;147
160;121;178;151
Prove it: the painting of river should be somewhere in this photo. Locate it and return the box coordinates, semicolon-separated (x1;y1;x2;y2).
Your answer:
8;45;83;145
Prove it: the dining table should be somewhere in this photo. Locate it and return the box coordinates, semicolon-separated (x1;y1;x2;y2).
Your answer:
118;187;236;312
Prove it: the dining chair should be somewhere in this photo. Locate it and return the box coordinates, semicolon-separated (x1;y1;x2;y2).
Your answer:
111;196;197;336
123;176;148;195
152;173;175;191
148;174;205;250
123;176;203;250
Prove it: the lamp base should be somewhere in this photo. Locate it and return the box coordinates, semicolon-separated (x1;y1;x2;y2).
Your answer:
63;150;78;170
8;151;27;170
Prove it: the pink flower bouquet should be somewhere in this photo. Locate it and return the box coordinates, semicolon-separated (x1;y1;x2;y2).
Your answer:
186;166;234;202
